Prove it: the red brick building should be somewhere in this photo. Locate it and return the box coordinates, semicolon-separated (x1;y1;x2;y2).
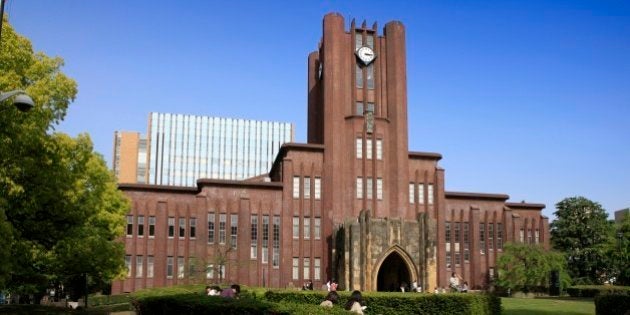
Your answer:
111;13;549;294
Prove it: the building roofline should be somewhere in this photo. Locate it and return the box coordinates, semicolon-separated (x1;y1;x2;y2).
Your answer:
196;178;283;190
118;183;199;193
270;142;325;175
506;202;546;210
409;151;442;161
445;191;510;201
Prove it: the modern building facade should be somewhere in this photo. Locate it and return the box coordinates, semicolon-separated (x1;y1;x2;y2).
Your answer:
113;113;294;186
111;14;550;294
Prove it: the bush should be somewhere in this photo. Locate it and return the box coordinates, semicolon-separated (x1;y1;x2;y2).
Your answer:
133;294;275;315
88;293;130;306
264;290;501;315
567;285;630;297
594;293;630;315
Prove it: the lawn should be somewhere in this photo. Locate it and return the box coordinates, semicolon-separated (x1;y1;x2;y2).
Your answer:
502;297;595;315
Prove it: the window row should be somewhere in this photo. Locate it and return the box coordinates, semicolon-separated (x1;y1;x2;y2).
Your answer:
125;255;155;278
292;257;321;281
124;255;236;280
292;217;321;240
126;215;196;239
408;183;434;205
356;137;383;160
445;222;470;266
479;222;503;254
293;176;322;200
356;177;383;200
249;215;281;267
207;213;237;249
519;228;540;244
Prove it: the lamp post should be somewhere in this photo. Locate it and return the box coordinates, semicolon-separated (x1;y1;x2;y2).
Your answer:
0;90;35;112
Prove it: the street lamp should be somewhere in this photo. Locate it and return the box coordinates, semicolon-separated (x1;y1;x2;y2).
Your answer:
0;90;35;112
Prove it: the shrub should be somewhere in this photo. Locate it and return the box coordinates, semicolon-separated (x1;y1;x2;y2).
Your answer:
133;294;275;315
594;293;630;315
88;293;131;306
567;285;630;297
264;290;501;315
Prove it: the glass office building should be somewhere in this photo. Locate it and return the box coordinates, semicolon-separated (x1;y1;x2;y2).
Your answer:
114;113;294;186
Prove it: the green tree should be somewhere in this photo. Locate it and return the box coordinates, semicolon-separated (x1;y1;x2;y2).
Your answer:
606;213;630;285
497;242;570;293
550;197;611;284
1;18;129;297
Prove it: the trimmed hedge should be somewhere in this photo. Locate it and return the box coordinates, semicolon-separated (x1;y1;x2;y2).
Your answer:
594;294;630;315
264;290;501;315
133;294;276;315
88;293;130;306
567;285;630;297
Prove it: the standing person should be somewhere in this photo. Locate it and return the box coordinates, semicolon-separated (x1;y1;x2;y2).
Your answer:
330;279;338;292
345;290;366;314
320;291;339;307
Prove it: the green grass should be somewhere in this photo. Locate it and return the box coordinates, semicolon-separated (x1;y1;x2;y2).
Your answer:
502;297;595;315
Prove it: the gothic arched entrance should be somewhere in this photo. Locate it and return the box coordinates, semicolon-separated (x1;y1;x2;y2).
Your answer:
376;252;412;291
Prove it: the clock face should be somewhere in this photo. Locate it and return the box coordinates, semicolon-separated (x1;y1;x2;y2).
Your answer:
356;46;376;65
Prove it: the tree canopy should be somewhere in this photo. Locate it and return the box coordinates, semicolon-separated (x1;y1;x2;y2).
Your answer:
1;17;129;296
550;196;611;284
496;242;570;293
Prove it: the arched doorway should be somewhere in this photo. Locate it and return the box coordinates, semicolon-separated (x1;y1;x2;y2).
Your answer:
376;252;411;291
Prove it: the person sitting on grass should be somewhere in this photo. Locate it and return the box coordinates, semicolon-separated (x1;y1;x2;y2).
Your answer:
320;290;339;307
220;284;241;298
345;290;366;314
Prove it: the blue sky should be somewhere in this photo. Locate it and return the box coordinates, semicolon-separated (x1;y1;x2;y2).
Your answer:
5;1;629;219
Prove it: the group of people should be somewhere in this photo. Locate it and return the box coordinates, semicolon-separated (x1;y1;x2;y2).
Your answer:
320;289;366;314
205;284;241;298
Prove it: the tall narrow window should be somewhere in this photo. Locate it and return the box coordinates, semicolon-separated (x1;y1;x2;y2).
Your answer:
251;215;258;259
168;217;175;238
219;214;226;244
519;228;525;243
179;218;186;238
137;216;145;237
366;64;374;89
428;184;434;204
356;138;363;159
147;256;154;278
292;258;299;280
356;101;364;115
446;250;451;268
356;177;363;199
409;183;415;204
419;184;425;204
528;229;533;244
488;223;494;250
125;255;132;277
376;139;382;160
293;217;299;239
177;257;185;279
479;223;486;254
303;217;310;239
314;217;321;240
535;229;540;244
356;64;363;89
303;257;310;279
166;256;174;278
463;222;470;262
208;212;215;244
376;178;383;200
148;216;156;238
454;222;461;243
189;218;196;239
262;215;269;263
206;264;214;279
293;176;300;199
366;177;373;199
497;223;503;250
136;256;143;278
366;34;374;48
366;139;373;159
126;215;133;237
314;177;321;199
304;177;311;199
445;222;451;242
314;258;321;281
273;216;280;267
230;214;238;249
